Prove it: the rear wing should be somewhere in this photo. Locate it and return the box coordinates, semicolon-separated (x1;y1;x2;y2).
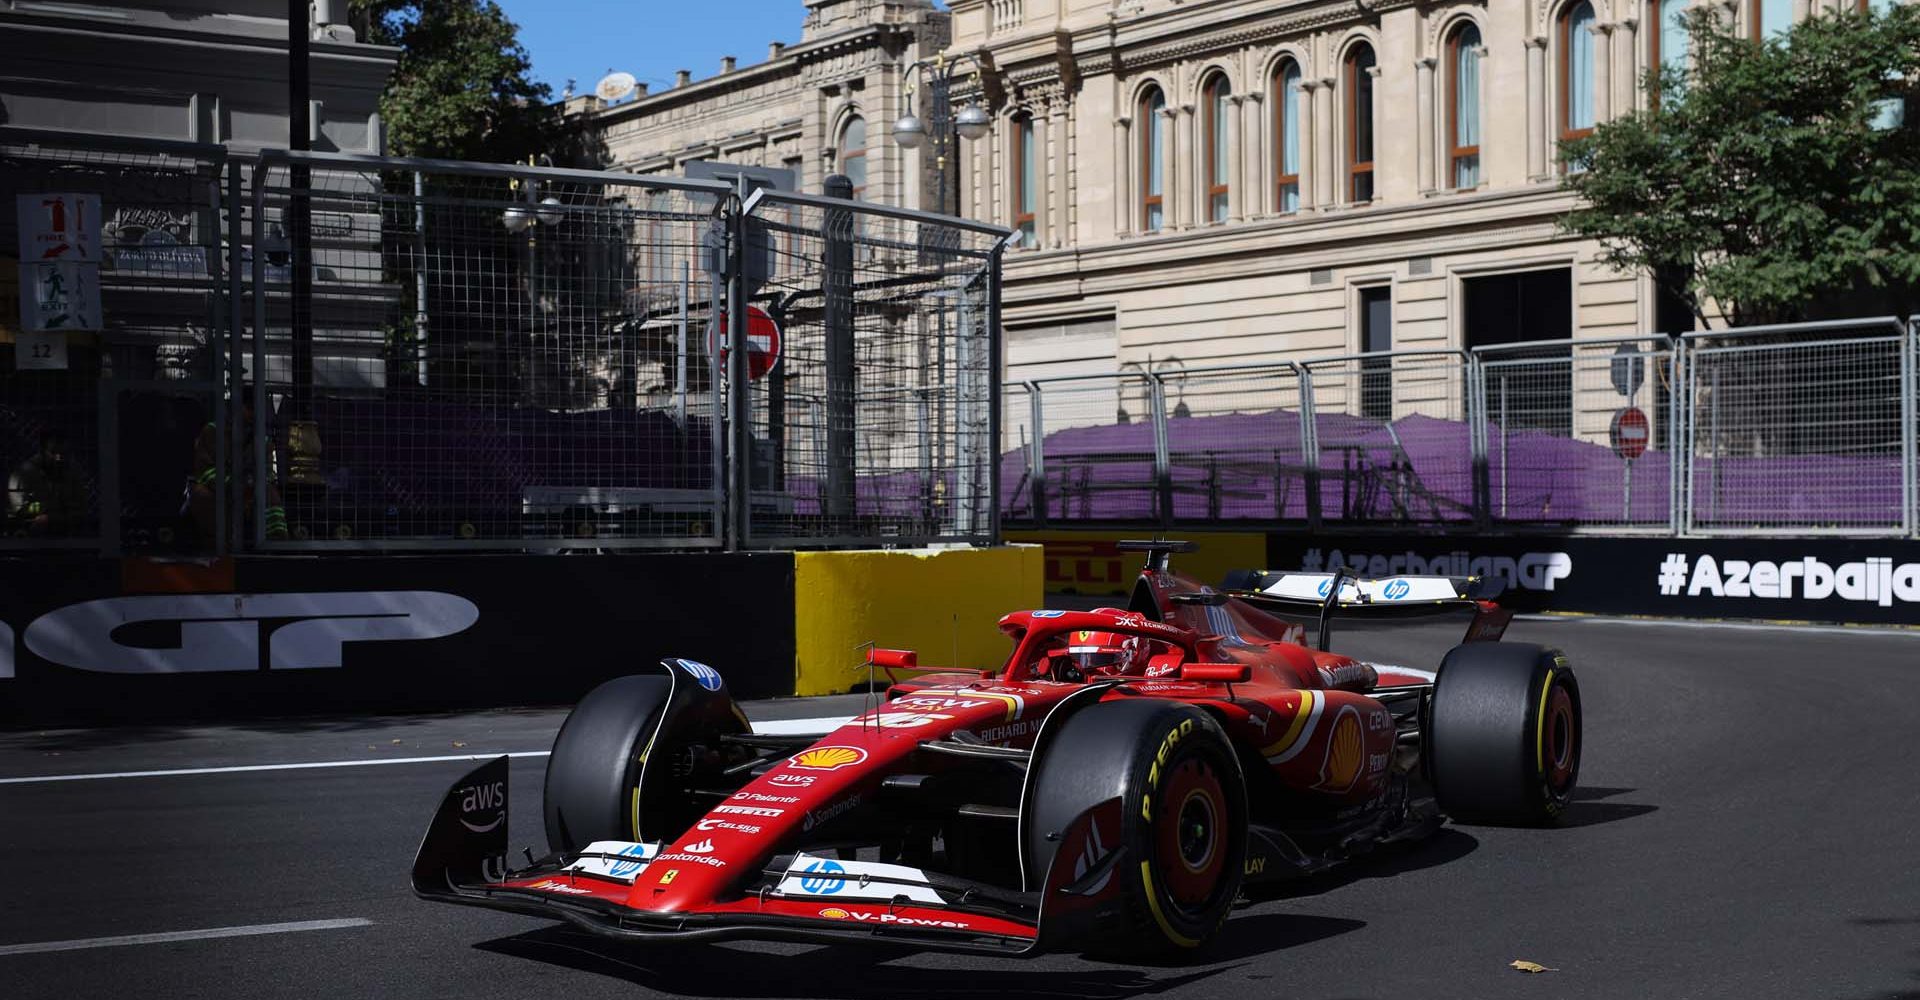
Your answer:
1219;569;1511;651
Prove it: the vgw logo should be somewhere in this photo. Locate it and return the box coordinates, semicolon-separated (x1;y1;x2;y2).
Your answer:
5;591;478;677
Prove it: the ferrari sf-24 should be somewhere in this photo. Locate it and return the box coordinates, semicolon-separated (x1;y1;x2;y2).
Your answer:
414;541;1583;958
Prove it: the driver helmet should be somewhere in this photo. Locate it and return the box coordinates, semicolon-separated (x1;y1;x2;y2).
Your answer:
1064;630;1146;676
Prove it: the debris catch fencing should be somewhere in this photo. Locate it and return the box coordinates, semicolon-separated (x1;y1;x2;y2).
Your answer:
0;129;1008;554
1004;318;1920;538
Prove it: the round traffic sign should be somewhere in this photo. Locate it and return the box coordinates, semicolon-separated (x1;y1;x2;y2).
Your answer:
707;305;782;380
1610;407;1650;461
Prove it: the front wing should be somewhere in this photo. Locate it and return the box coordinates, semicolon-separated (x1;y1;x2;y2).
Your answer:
411;757;1129;955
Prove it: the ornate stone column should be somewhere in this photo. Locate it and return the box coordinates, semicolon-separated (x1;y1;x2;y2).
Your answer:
1113;114;1133;237
1525;35;1548;180
1312;78;1335;207
1592;21;1613;123
1051;99;1072;247
1160;105;1181;230
1416;56;1437;194
1615;16;1638;115
1241;90;1264;217
1174;102;1194;229
1226;94;1245;221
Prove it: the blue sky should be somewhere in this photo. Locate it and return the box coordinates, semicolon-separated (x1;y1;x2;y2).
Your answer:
501;0;859;97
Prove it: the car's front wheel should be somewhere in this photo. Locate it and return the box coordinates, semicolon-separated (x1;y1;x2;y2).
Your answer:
1024;699;1247;958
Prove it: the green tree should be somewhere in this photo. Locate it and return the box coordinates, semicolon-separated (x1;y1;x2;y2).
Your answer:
1559;6;1920;326
352;0;558;163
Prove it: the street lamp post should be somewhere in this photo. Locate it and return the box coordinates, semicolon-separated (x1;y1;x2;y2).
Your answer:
889;52;992;219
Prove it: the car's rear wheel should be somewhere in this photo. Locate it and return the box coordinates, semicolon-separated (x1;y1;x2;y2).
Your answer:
1024;699;1247;958
1427;642;1582;825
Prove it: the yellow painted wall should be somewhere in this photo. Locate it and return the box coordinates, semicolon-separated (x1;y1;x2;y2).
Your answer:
1003;530;1266;596
792;545;1044;696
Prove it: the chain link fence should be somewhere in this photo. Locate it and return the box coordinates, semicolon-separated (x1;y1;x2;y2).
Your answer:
0;128;229;552
1005;320;1920;537
733;189;1007;547
0;134;1007;554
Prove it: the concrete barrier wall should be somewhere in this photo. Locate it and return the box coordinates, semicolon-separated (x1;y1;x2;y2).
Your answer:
792;545;1044;697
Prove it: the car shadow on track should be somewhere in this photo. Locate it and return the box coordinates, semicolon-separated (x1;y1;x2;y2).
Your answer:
472;911;1363;999
1554;785;1659;828
1241;826;1479;904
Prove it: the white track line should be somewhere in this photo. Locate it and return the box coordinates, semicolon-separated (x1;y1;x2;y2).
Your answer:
0;751;552;785
1514;613;1920;636
0;918;373;957
0;717;860;785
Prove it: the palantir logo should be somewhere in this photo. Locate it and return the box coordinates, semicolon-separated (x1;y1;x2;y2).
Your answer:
799;859;846;895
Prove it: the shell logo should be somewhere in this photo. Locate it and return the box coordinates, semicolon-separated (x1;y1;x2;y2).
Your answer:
790;745;868;771
819;907;851;920
1317;707;1365;792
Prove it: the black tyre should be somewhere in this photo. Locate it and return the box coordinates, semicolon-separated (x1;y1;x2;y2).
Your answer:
1025;699;1247;958
542;674;669;855
1428;642;1582;825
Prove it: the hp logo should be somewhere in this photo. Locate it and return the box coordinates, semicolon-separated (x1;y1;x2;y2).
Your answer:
1382;580;1411;600
798;859;846;895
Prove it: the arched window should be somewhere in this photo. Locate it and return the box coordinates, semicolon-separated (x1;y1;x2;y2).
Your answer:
1750;0;1791;39
1649;0;1690;106
1140;87;1166;232
1013;114;1037;246
1448;23;1482;189
839;115;867;200
1274;60;1302;213
1344;42;1377;203
1559;1;1596;142
1203;75;1231;222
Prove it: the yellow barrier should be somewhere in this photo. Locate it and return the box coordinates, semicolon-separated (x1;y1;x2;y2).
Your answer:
1003;530;1266;596
792;545;1044;696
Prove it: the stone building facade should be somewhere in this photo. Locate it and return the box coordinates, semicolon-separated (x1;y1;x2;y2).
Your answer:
575;0;950;207
943;0;1893;385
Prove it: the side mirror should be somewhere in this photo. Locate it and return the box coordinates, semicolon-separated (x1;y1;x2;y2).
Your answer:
1179;662;1251;683
868;649;918;669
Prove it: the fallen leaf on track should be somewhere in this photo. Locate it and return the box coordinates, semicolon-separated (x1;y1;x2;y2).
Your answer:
1510;960;1557;974
452;741;467;748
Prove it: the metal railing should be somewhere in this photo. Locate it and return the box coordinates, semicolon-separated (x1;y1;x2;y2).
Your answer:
1003;316;1920;537
1;130;1006;554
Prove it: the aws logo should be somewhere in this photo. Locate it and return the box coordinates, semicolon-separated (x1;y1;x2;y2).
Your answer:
458;780;506;833
0;591;478;677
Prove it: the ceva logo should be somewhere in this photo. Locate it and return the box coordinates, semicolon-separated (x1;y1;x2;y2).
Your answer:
6;591;478;676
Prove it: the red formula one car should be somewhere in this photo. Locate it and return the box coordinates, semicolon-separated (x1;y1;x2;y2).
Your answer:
414;541;1583;958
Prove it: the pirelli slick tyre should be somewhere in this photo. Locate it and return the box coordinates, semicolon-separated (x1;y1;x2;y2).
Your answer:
1025;699;1247;958
542;674;670;855
1428;642;1582;826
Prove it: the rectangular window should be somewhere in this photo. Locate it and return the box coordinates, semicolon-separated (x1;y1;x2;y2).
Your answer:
1464;269;1574;439
1207;85;1230;223
1015;117;1037;246
1347;47;1377;203
1278;66;1301;213
1451;29;1482;189
1359;285;1392;421
1143;98;1165;232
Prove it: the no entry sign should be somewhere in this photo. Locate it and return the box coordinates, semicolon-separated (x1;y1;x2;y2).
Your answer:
708;305;782;380
1611;407;1650;461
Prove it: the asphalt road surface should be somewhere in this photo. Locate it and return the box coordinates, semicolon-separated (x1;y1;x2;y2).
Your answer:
4;614;1918;1000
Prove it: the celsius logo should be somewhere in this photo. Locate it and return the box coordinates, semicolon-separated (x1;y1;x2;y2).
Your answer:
798;859;846;895
458;780;505;833
16;591;478;674
1303;548;1572;592
673;659;724;692
1381;579;1411;600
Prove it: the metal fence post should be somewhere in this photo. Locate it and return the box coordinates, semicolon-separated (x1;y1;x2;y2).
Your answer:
250;158;270;548
1297;365;1322;531
728;179;754;549
1467;352;1491;531
988;239;1008;544
821;175;856;525
1896;320;1912;537
1147;373;1173;527
1026;381;1047;526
